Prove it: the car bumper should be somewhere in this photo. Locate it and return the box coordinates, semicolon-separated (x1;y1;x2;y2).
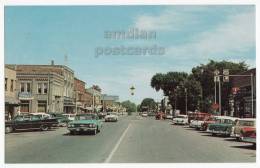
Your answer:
230;133;240;138
68;127;96;132
212;130;230;135
173;121;185;125
105;118;117;121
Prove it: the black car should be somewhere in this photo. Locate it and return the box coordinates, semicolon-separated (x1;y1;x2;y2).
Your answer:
48;112;70;127
5;114;58;133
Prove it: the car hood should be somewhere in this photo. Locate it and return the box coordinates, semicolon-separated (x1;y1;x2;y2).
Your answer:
69;120;97;124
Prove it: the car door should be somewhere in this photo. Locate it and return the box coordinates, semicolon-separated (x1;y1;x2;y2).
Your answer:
16;115;31;129
30;115;42;129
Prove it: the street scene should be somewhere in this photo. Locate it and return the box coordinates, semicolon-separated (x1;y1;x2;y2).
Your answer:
4;5;256;164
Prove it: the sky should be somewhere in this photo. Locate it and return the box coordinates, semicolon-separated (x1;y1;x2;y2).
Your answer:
5;5;255;104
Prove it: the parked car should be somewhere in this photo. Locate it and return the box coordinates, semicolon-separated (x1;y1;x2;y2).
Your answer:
67;113;102;135
188;112;209;124
240;127;256;146
189;113;212;130
208;116;239;136
105;112;118;122
166;114;173;119
230;118;256;140
172;115;188;125
141;112;148;117
48;113;70;127
200;115;221;131
5;114;58;133
62;113;76;121
30;112;51;119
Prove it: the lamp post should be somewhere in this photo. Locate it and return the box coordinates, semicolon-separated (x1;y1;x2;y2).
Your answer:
185;88;187;115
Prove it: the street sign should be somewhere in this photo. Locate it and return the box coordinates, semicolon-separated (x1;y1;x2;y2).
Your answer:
214;70;220;76
223;76;229;82
214;76;220;82
223;69;229;82
211;103;219;110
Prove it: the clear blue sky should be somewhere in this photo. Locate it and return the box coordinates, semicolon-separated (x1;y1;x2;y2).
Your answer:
5;5;255;104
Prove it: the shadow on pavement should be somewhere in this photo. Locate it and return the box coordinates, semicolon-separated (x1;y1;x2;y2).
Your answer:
230;145;256;150
63;132;96;136
10;129;57;133
224;138;238;142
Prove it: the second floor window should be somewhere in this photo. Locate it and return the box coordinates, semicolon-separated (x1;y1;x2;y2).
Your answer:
38;83;42;94
21;83;25;92
43;83;48;94
10;80;14;92
26;83;31;92
5;78;7;91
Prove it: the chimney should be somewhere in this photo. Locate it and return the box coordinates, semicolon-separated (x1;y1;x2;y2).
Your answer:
51;60;54;65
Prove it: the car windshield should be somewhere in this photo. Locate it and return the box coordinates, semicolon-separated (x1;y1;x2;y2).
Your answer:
75;115;96;120
223;119;233;124
238;120;255;126
176;116;186;118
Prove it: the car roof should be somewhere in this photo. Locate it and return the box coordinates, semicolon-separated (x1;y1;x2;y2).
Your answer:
238;118;255;121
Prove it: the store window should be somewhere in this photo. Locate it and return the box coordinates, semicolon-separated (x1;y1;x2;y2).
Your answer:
38;101;47;112
20;100;29;113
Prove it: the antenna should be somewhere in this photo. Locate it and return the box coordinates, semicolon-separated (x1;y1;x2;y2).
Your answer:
64;54;68;66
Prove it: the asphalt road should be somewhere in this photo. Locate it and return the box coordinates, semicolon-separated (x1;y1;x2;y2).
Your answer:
5;115;256;163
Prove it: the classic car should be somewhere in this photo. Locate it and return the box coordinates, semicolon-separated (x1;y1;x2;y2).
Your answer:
104;112;118;122
30;112;51;119
166;114;173;119
189;113;212;129
67;113;102;135
240;127;256;146
200;116;220;131
188;112;209;124
62;113;76;121
5;114;58;133
207;116;239;136
48;113;70;127
141;112;148;117
172;115;188;125
230;118;256;140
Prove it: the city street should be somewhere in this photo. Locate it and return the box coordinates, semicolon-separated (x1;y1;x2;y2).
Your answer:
5;115;256;163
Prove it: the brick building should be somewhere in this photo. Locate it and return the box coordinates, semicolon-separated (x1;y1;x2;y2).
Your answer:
74;77;87;113
6;63;74;114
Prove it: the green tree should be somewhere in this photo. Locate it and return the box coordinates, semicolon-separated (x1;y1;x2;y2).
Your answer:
121;100;136;115
140;98;157;112
191;60;248;114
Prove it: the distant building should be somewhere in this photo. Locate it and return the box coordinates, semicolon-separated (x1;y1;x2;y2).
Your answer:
5;67;19;120
101;94;120;112
230;68;256;118
6;62;74;114
86;85;102;112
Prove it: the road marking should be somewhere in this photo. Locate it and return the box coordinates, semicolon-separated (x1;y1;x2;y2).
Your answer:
104;123;131;163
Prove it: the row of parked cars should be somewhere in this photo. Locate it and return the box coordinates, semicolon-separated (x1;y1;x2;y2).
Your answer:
5;112;120;135
171;112;256;146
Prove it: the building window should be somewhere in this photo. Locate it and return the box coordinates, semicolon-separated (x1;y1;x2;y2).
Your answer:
38;101;47;112
38;83;42;94
5;78;7;91
10;79;14;92
43;83;48;94
26;83;31;92
21;83;25;92
20;100;29;113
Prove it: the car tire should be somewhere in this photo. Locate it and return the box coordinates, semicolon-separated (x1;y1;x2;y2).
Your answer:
212;133;216;136
97;127;100;133
5;126;13;134
40;125;49;131
70;131;75;135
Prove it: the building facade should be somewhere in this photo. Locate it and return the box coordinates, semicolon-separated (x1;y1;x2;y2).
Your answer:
74;77;87;113
101;94;120;112
86;85;102;112
6;63;74;114
5;67;19;120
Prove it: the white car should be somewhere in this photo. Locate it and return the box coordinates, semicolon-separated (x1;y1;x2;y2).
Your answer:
189;120;204;129
166;115;173;119
141;112;148;117
62;113;76;121
105;112;118;122
172;115;188;125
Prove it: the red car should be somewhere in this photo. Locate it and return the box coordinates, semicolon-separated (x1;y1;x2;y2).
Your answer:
240;127;256;146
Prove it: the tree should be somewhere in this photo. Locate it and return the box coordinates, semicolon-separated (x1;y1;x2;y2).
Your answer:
191;60;248;114
140;98;157;112
121;100;136;115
